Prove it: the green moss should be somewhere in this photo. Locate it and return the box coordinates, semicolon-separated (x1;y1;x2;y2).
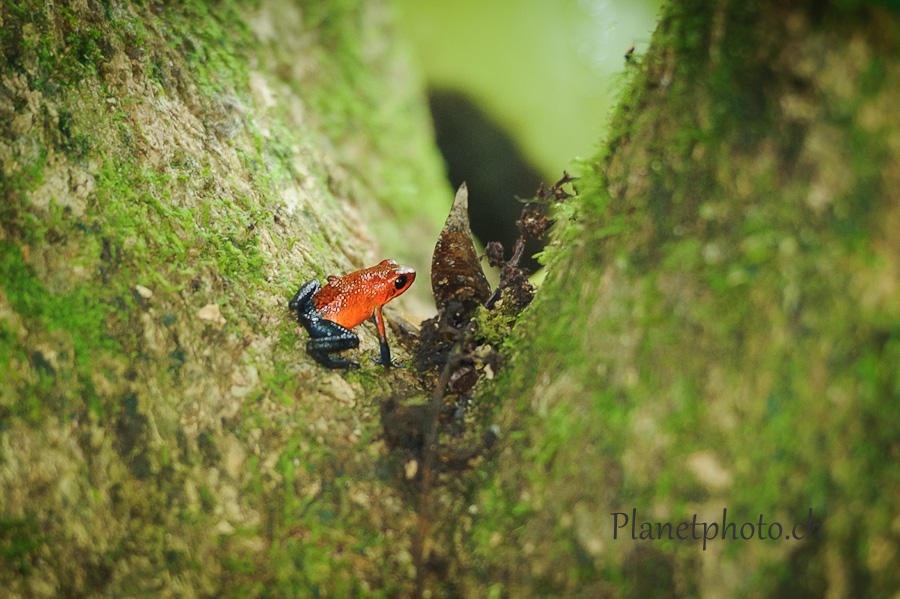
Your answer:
0;0;450;596
459;1;900;596
0;514;44;578
161;0;253;96
0;147;47;208
0;241;118;419
471;302;519;347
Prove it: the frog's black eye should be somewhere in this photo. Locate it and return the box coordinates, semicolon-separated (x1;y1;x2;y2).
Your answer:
394;275;408;290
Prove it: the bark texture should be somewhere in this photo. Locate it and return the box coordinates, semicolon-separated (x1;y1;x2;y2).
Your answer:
4;0;900;597
456;1;900;597
0;0;449;596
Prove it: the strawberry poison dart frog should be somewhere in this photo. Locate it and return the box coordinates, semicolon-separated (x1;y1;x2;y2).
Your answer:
289;260;416;369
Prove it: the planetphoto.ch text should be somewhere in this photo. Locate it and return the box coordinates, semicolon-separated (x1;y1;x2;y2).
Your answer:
611;508;823;550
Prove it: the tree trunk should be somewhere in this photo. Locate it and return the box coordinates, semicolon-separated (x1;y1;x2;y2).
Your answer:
458;0;900;597
4;0;900;597
0;0;449;596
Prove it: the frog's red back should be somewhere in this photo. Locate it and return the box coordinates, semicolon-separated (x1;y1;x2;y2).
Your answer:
313;260;415;330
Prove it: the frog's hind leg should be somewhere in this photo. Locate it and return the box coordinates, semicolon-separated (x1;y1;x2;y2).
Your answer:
306;319;361;370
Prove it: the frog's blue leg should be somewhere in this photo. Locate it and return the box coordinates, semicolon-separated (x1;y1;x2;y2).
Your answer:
305;319;360;370
289;280;320;314
289;279;360;369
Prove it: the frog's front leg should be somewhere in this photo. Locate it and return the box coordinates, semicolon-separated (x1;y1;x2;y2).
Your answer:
368;306;404;368
305;318;361;370
289;280;321;316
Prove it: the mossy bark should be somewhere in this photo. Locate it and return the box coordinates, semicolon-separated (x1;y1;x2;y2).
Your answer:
0;0;449;597
4;0;900;597
457;1;900;597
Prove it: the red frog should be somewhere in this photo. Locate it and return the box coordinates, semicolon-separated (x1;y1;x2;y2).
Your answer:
289;259;416;369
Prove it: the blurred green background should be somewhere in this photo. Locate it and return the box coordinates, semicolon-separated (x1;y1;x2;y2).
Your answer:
393;0;664;179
